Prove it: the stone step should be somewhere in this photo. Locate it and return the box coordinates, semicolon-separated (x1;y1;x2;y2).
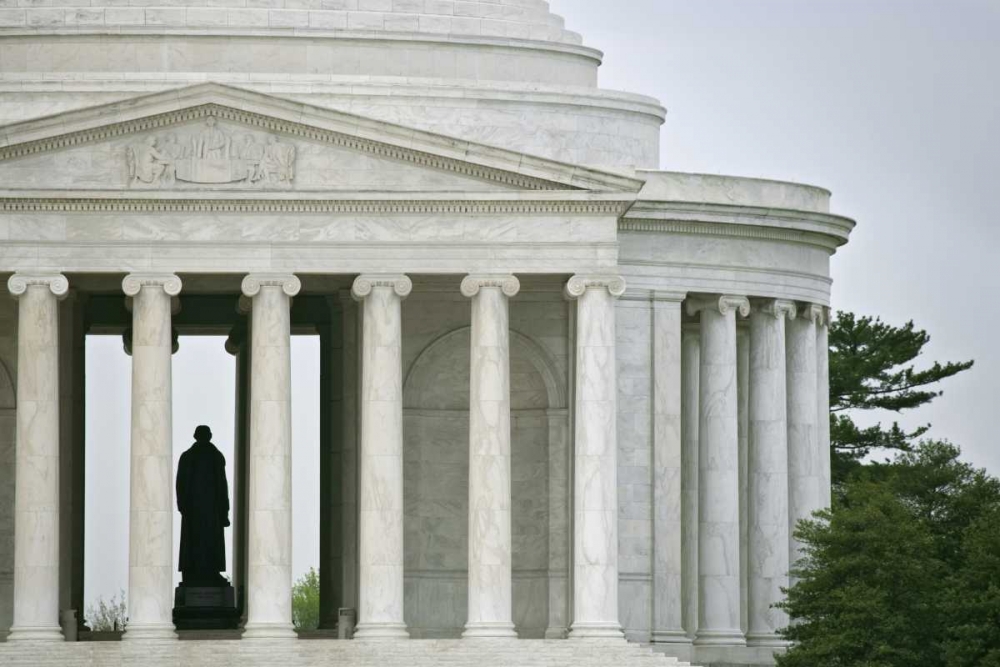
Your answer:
0;639;699;667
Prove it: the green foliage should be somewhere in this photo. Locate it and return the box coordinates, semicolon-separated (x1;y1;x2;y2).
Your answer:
292;567;320;631
778;442;1000;667
829;312;973;483
943;506;1000;667
85;589;128;632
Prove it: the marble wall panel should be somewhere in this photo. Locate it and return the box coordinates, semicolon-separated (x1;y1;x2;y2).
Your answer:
619;576;652;643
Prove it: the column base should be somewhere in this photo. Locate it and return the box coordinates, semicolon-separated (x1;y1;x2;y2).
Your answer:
462;622;517;639
745;632;791;648
568;622;624;640
123;623;177;640
7;625;64;642
651;629;693;644
353;622;409;640
694;629;747;646
242;623;297;639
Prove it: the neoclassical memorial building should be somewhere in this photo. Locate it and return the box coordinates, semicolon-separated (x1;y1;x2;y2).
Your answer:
0;1;854;666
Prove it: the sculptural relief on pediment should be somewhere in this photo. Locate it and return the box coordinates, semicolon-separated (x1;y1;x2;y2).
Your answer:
127;117;296;189
0;112;538;193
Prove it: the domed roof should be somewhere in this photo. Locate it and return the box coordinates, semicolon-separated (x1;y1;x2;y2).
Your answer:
20;0;583;46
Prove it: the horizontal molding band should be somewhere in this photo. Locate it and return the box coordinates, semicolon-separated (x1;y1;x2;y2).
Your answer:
620;217;843;251
0;197;628;215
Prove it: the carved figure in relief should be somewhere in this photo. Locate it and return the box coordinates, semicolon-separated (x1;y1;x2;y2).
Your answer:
125;119;295;188
234;134;265;183
260;136;296;184
161;133;188;160
126;136;171;185
195;117;229;160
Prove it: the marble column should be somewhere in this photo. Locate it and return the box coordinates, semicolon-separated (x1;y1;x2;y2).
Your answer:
225;320;250;626
687;294;749;647
787;305;823;569
122;273;182;640
7;272;69;642
339;292;360;620
545;407;571;639
680;325;700;639
816;309;832;508
460;275;520;638
352;274;412;640
746;300;795;646
241;273;301;639
736;327;749;636
652;293;687;644
565;275;626;640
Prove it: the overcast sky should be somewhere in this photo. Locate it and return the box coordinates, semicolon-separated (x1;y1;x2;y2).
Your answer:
85;0;999;611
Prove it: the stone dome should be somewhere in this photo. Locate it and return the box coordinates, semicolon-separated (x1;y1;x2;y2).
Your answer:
5;0;584;46
0;0;667;167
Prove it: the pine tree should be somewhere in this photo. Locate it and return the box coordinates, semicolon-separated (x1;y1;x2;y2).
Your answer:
829;312;973;483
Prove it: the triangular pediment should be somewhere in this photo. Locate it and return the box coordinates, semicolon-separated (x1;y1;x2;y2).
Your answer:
0;84;644;195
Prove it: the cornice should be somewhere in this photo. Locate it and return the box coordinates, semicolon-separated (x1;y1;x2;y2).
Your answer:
620;217;844;251
0;197;630;216
0;27;606;64
0;103;568;191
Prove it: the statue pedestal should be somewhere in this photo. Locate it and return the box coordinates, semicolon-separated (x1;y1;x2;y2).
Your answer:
173;585;240;630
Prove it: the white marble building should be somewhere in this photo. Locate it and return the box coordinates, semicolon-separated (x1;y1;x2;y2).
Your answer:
0;2;854;666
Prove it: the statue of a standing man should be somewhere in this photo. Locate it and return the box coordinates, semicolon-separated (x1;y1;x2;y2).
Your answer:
176;425;230;587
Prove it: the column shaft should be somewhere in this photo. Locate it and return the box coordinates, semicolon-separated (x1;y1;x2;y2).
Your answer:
737;328;750;636
746;301;794;646
690;295;748;647
123;274;181;640
787;306;821;568
352;275;411;640
566;275;626;640
7;273;69;642
340;293;360;618
461;275;519;638
681;325;700;639
652;295;687;643
816;311;832;508
242;274;300;639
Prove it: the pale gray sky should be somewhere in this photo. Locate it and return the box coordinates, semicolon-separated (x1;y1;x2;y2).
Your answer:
84;0;1000;609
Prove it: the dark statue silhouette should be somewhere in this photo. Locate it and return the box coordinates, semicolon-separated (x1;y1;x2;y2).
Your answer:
176;425;230;587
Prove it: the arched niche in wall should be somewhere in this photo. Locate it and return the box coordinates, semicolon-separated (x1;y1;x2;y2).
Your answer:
401;327;566;639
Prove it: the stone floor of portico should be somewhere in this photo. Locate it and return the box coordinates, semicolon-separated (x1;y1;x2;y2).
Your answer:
0;638;697;667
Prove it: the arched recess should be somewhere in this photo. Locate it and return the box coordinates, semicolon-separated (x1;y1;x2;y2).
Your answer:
401;326;567;639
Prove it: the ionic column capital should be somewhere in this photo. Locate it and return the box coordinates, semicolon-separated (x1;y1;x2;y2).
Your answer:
752;298;797;321
798;303;826;325
351;274;412;301
7;272;69;300
686;294;750;318
461;274;520;299
564;275;626;300
241;273;301;299
122;273;182;297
